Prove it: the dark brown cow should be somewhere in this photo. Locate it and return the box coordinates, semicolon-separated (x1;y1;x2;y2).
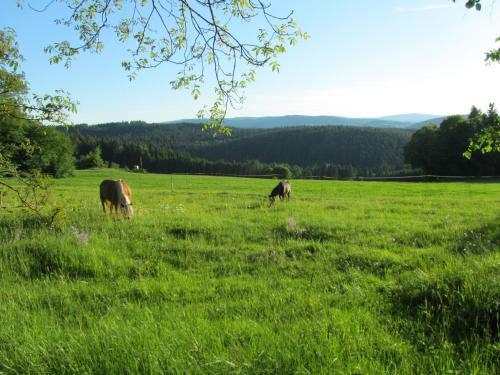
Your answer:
269;180;291;206
99;179;133;218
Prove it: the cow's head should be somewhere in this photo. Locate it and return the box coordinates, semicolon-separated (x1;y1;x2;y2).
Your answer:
121;201;134;219
268;195;276;207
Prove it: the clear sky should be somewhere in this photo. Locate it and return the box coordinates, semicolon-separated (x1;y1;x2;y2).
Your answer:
1;0;500;124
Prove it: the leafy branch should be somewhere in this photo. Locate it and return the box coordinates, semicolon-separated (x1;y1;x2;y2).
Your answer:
453;0;500;64
1;27;73;222
463;104;500;159
0;27;78;125
19;0;308;134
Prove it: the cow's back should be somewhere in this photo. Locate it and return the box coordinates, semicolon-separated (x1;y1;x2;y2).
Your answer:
100;179;118;204
118;180;132;201
270;182;283;197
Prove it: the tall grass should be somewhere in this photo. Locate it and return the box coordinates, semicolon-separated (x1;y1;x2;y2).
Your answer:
0;169;498;373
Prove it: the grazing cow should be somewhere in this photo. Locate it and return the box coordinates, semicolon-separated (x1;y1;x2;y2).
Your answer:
269;180;291;206
99;179;134;219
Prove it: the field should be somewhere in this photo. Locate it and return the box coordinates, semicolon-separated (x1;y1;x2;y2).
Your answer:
0;169;499;374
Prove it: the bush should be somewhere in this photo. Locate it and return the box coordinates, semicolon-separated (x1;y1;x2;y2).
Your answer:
0;119;75;177
107;161;121;169
268;164;292;179
76;146;106;169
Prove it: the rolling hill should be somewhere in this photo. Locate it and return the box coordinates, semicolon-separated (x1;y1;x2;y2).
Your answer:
67;122;414;170
407;116;448;129
376;113;440;123
163;114;442;129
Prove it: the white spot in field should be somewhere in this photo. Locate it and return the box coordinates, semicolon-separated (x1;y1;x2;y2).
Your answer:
70;226;90;245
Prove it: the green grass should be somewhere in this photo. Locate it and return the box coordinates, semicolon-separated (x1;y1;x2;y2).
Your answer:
0;169;499;374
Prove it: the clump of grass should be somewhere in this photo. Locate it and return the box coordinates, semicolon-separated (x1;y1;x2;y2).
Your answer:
333;249;411;277
452;217;500;255
284;242;323;260
1;239;98;279
274;217;332;242
388;261;500;342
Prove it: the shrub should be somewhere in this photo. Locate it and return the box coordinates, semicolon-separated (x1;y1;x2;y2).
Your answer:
76;146;106;169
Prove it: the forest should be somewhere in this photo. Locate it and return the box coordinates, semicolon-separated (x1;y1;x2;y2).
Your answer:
1;106;498;180
63;123;417;178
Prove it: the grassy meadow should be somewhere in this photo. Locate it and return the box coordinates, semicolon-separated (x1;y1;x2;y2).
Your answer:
0;169;499;374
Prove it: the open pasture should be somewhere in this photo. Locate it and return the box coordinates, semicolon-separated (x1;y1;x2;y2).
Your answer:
0;170;499;373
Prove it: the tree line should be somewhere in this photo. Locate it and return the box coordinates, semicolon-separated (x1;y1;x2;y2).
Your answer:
404;105;500;176
66;124;418;178
2;107;498;181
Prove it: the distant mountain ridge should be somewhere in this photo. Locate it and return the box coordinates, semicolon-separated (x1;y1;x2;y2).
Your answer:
407;116;448;129
376;113;440;123
164;114;442;129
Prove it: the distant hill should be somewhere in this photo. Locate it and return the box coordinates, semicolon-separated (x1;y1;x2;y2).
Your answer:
164;114;449;129
165;115;413;129
376;113;440;123
408;116;448;129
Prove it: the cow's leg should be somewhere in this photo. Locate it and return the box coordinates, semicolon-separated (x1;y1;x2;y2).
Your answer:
101;199;107;213
268;196;275;207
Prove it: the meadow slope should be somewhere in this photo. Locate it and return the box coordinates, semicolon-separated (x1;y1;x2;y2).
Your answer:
0;170;499;374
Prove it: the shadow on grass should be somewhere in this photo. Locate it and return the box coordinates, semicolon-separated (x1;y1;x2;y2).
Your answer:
273;223;332;242
451;216;500;255
388;216;500;344
9;243;98;280
0;214;54;238
169;226;216;241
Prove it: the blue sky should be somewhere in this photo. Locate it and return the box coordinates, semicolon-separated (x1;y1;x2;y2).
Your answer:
1;0;499;124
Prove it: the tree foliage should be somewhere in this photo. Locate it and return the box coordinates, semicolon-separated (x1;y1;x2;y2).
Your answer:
464;103;500;158
0;28;76;177
451;1;500;157
0;117;74;222
18;0;308;134
452;0;500;64
0;28;77;124
76;145;106;169
405;106;500;175
0;118;75;177
0;28;76;218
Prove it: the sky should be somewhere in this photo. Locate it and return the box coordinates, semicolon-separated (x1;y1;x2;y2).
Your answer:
1;0;500;124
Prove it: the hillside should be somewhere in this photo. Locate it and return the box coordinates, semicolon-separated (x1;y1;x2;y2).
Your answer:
69;122;238;150
68;123;414;170
194;126;413;168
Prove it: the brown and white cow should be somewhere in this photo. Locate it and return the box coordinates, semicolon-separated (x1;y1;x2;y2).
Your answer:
269;180;291;206
99;179;134;219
